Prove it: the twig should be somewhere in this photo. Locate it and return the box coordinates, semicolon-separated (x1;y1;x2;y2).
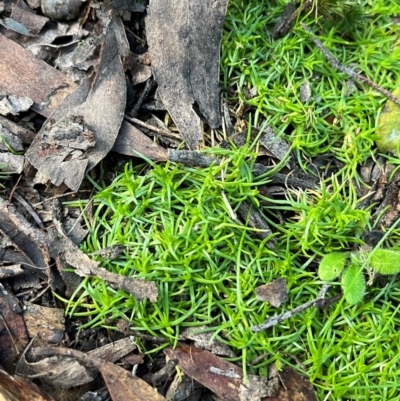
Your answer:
251;285;330;332
12;192;44;229
8;173;22;203
126;78;156;117
124;115;182;140
272;0;312;38
33;191;84;207
301;23;400;107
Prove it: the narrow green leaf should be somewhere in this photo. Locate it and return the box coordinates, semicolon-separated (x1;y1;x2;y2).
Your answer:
318;252;349;281
341;265;366;305
368;249;400;275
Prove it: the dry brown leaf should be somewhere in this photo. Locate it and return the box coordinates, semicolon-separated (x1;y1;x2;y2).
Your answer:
165;343;243;401
0;31;171;163
255;278;288;308
0;197;50;274
31;346;167;401
26;15;127;191
275;367;318;401
0;368;55;401
20;337;137;388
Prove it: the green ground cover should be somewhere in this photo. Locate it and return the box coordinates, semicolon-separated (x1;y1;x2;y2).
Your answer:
64;1;400;399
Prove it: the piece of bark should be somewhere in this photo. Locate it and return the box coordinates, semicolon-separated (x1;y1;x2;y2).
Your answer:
62;244;159;302
189;1;227;128
0;33;77;117
101;358;167;401
165;373;204;401
168;149;218;167
41;0;83;21
0;123;24;151
165;343;281;401
0;264;24;279
0;152;24;174
128;60;152;85
26;16;127;191
238;366;280;401
10;3;49;36
0;281;28;372
180;326;235;358
275;366;318;401
147;0;228;149
0;115;36;144
258;125;290;164
271;1;298;38
26;0;41;10
0;94;33;116
22;302;65;344
146;0;202;150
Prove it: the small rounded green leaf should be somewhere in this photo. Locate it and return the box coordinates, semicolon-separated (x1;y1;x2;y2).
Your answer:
318;252;349;281
368;249;400;275
341;265;366;305
376;87;400;154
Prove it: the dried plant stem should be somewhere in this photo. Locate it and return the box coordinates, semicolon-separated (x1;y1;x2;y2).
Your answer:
301;23;400;107
251;285;330;332
124;115;182;140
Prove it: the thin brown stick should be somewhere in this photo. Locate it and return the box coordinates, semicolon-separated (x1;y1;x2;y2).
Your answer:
124;115;182;140
12;192;44;229
273;0;312;38
251;285;330;332
301;23;400;107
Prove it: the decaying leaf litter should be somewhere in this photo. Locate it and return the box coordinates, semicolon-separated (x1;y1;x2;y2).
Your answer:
0;0;400;400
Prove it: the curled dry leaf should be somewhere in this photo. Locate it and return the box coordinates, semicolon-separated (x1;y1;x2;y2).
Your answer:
0;197;50;274
19;337;137;388
0;32;171;162
31;346;167;401
26;15;127;191
0;368;55;401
